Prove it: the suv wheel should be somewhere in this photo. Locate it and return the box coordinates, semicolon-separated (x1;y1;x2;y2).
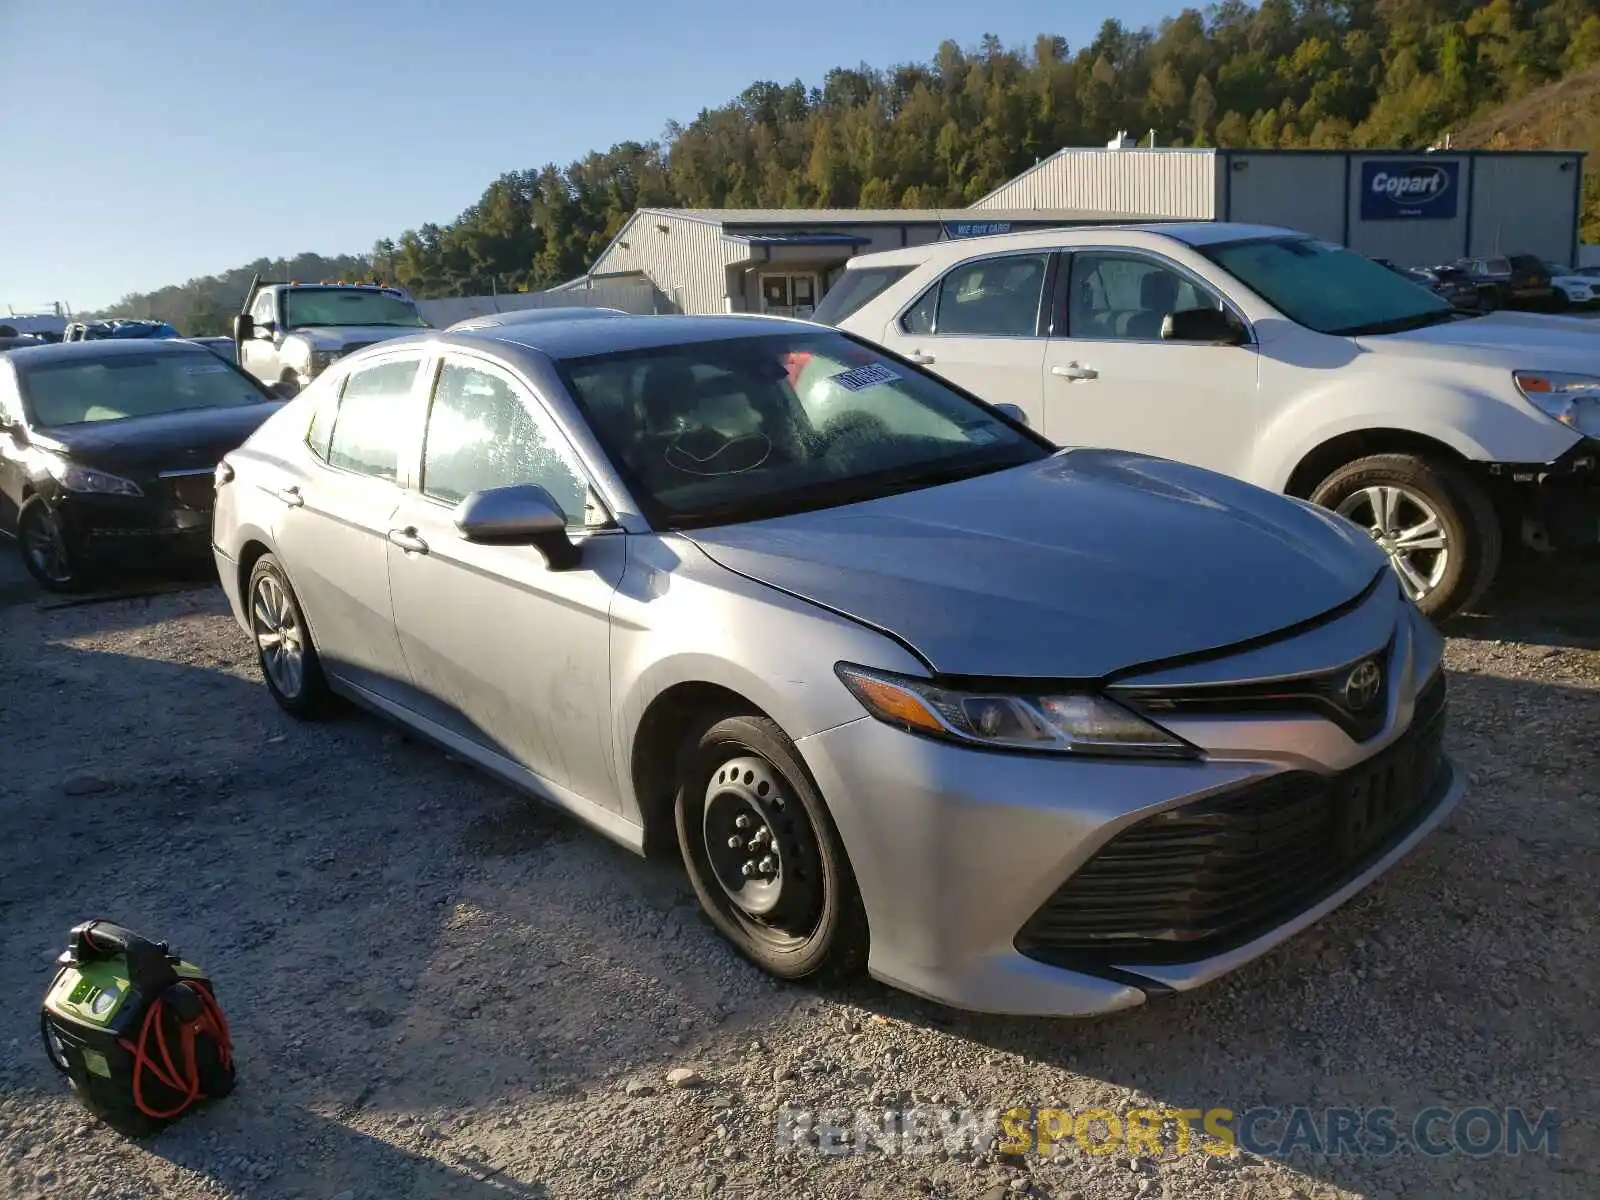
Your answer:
674;713;869;982
1310;454;1501;621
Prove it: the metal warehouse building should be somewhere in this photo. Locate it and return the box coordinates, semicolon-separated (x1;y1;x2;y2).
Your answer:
973;145;1586;268
582;207;1158;317
574;145;1584;315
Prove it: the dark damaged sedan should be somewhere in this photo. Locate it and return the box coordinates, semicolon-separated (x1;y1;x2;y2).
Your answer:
0;340;282;590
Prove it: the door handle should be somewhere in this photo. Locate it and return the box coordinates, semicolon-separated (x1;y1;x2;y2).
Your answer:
386;527;429;555
1051;363;1099;381
906;351;937;365
276;485;304;507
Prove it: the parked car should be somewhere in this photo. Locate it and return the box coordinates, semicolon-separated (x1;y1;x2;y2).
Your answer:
185;335;239;363
62;319;184;342
0;339;282;590
445;306;629;333
821;223;1600;619
1541;262;1600;309
1456;255;1559;311
1404;265;1482;311
212;315;1460;1016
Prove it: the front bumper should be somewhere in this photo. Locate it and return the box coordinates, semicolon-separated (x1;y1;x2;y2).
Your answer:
796;588;1459;1017
49;487;215;567
1479;438;1600;552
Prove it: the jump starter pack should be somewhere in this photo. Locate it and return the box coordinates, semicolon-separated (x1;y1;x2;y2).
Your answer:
40;919;234;1136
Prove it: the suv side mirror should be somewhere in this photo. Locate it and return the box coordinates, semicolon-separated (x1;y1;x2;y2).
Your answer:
993;402;1030;428
232;314;254;342
454;483;581;570
1162;307;1247;345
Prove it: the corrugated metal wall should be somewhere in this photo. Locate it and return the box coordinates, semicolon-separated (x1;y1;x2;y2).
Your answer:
1223;154;1346;242
588;212;746;313
971;149;1217;217
1467;155;1583;265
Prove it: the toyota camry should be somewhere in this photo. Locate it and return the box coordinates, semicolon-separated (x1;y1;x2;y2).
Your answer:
210;314;1460;1016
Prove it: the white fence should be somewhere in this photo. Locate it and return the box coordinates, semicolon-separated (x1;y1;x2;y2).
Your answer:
415;277;657;326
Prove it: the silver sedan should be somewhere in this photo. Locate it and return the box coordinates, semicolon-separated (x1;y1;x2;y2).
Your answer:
211;314;1461;1016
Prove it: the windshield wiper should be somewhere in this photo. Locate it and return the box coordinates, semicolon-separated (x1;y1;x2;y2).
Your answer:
1335;309;1477;337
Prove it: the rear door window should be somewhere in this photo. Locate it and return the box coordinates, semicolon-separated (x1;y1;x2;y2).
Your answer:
327;357;420;481
911;255;1050;337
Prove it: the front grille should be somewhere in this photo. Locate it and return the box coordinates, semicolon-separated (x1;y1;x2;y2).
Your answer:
1114;638;1395;743
1016;670;1449;969
164;475;216;511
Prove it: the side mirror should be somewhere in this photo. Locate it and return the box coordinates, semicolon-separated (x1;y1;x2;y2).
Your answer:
232;314;253;342
1161;307;1247;345
453;483;580;570
993;402;1030;428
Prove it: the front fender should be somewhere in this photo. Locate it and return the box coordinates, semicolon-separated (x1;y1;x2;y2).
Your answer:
608;535;924;819
1252;379;1581;494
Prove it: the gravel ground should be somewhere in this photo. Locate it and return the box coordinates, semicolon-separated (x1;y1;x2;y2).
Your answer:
0;559;1596;1200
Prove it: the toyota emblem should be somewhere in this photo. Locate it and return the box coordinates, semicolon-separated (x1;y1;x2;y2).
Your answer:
1343;660;1383;711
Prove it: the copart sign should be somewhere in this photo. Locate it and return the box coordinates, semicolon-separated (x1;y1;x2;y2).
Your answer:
1359;160;1461;221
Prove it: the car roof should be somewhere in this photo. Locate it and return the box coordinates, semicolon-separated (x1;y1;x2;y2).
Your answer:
352;314;824;366
445;307;630;332
840;221;1309;268
4;338;215;369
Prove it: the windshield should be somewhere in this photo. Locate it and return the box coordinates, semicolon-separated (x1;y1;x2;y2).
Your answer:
557;332;1048;529
1203;236;1464;336
283;289;425;329
20;353;271;426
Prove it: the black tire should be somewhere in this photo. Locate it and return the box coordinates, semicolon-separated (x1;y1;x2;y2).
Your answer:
16;495;90;592
674;713;869;982
274;373;300;400
246;553;334;719
1309;453;1502;621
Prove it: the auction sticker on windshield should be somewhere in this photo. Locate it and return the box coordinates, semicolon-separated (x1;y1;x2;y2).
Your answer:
829;363;900;392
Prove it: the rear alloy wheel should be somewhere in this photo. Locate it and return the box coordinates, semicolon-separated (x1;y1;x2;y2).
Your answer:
1310;453;1501;621
675;714;868;981
17;496;87;592
247;554;333;719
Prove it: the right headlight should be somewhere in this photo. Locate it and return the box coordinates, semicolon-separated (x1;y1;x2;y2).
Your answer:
308;348;340;373
1513;371;1600;439
834;664;1196;758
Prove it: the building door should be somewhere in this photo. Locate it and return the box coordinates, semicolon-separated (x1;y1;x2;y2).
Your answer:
759;273;819;319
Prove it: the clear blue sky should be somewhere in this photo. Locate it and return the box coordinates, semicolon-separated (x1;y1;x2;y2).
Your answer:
0;0;1173;312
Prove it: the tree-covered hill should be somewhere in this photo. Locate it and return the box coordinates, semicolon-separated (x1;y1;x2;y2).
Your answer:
101;0;1600;332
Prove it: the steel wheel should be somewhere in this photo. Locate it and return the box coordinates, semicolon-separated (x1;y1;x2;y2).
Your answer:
1335;484;1449;603
701;755;825;942
251;572;304;699
675;714;868;981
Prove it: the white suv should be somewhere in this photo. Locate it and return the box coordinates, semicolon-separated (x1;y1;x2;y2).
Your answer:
819;222;1600;618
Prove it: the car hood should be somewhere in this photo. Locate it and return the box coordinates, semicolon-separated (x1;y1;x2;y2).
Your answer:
285;324;429;348
687;450;1388;680
1359;312;1600;370
34;403;285;477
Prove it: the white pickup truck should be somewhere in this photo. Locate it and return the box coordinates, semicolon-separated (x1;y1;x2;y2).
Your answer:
232;279;430;398
819;222;1600;619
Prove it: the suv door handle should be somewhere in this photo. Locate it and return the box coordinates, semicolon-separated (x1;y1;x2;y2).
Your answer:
906;351;936;365
386;527;429;555
276;485;304;507
1051;363;1099;381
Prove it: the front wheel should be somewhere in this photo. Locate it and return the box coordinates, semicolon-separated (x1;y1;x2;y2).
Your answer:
17;496;88;592
674;714;868;982
1310;453;1501;621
